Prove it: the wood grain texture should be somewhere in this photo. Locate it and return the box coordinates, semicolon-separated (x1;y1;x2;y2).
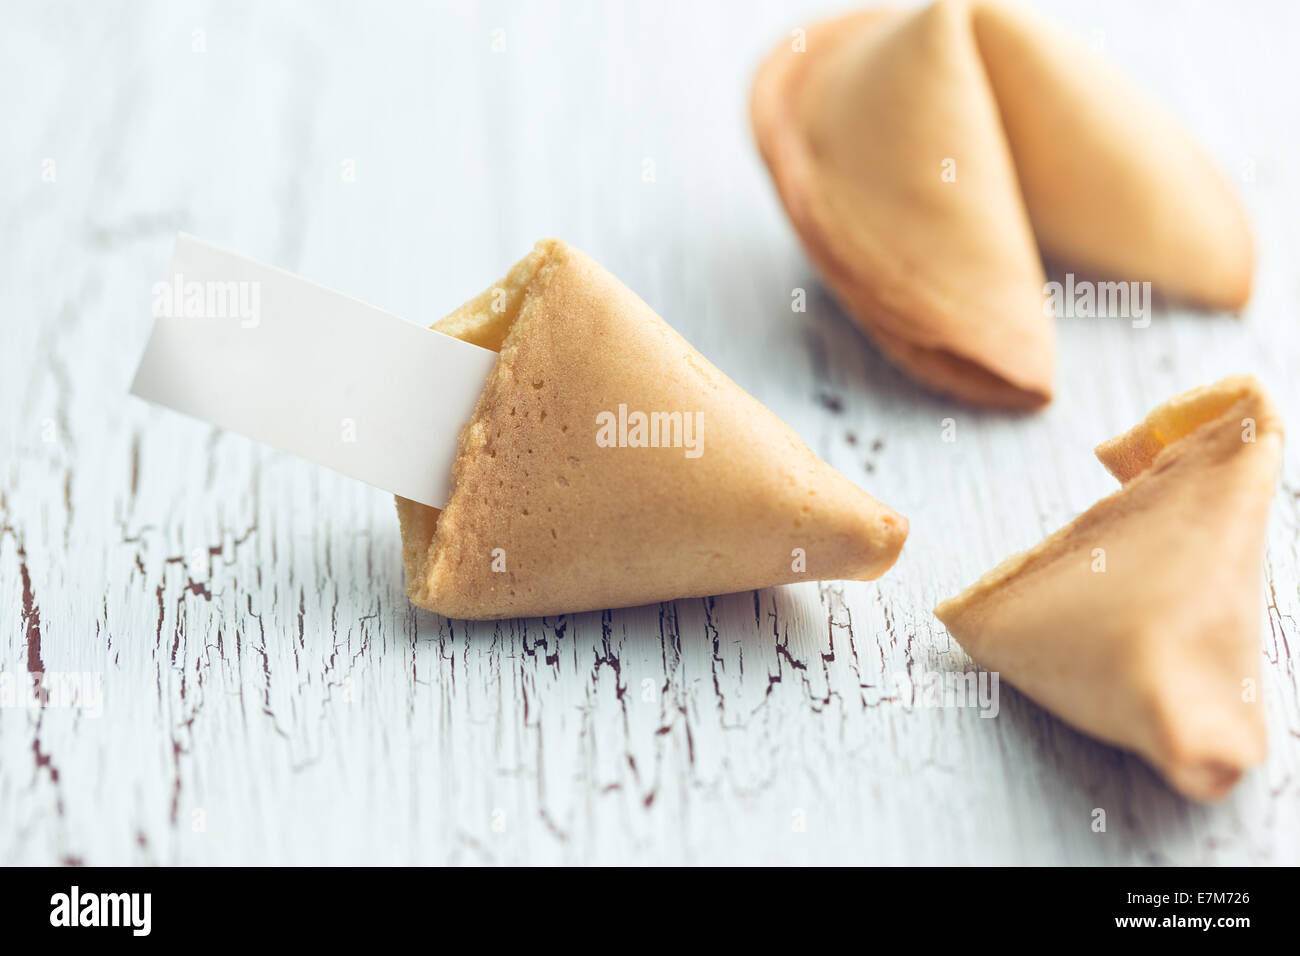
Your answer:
1;0;1297;865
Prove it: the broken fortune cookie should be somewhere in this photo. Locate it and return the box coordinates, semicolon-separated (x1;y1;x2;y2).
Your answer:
396;239;908;619
751;0;1254;409
934;377;1283;801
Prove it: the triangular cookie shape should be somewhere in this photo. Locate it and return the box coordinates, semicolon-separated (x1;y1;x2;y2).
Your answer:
397;239;909;620
753;2;1053;409
971;1;1253;309
752;0;1253;408
934;376;1283;800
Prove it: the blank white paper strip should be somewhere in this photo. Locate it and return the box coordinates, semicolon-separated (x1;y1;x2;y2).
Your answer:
130;234;499;508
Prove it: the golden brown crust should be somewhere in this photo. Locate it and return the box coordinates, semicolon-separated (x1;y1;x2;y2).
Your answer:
399;239;909;619
751;1;1254;409
971;1;1254;311
934;376;1283;801
752;6;1053;409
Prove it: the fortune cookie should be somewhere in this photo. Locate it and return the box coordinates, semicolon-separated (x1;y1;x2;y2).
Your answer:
751;0;1254;409
935;376;1283;800
397;239;908;619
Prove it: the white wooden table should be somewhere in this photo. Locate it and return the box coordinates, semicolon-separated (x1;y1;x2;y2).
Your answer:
2;0;1297;865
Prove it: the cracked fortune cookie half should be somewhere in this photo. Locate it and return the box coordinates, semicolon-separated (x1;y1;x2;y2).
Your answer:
396;239;908;620
751;0;1254;410
935;376;1283;801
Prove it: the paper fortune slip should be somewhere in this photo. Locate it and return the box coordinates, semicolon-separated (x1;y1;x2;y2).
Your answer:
131;235;499;508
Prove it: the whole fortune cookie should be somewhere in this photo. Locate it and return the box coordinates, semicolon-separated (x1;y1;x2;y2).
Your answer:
396;239;909;619
751;0;1253;409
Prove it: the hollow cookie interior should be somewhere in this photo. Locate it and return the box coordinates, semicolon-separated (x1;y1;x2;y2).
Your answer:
397;239;909;620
